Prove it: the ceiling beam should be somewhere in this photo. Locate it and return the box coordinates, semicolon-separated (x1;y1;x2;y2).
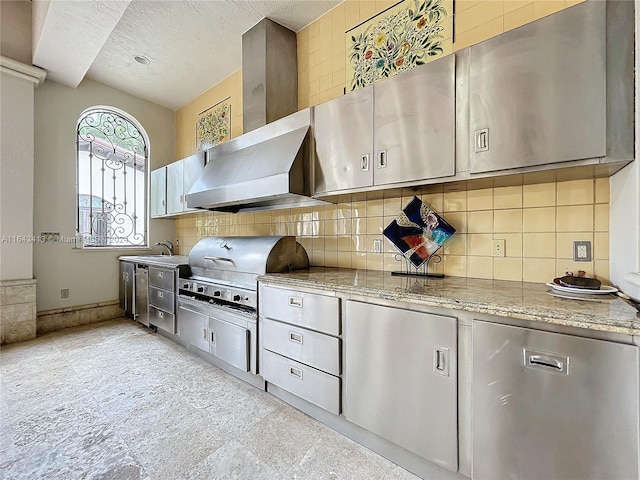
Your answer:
32;0;131;87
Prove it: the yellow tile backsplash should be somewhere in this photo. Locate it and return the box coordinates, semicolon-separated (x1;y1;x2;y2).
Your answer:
173;0;602;285
175;177;611;284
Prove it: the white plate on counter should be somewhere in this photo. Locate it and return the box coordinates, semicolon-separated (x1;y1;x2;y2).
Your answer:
546;282;618;295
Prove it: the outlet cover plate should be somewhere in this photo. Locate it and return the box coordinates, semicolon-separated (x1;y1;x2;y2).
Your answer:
573;241;592;262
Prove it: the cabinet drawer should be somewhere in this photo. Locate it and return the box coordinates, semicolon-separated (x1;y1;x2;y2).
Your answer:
148;286;174;312
149;267;174;290
149;306;175;334
262;349;340;415
262;318;340;376
261;286;340;335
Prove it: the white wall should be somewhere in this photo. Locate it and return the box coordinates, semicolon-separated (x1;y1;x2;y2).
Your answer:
33;78;175;311
609;4;640;302
0;71;35;281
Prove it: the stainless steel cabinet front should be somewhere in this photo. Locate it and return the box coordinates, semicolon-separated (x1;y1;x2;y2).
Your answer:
262;318;340;376
374;53;456;185
469;1;606;173
260;286;340;335
150;167;166;218
178;304;209;353
314;86;374;194
344;301;458;472
148;267;175;291
262;349;340;415
148;286;175;312
149;306;175;334
209;316;249;372
472;321;639;480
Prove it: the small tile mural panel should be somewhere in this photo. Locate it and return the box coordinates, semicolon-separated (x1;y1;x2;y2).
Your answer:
196;97;231;151
346;0;452;91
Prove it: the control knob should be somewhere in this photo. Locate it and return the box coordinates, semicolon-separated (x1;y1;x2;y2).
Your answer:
213;291;221;297
197;286;204;293
233;294;241;302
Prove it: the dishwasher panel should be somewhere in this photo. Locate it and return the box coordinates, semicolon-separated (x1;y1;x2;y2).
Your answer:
472;321;639;480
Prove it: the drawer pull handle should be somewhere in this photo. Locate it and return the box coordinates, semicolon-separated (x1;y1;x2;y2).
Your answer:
157;292;163;298
158;272;163;278
288;296;303;308
289;366;303;380
158;311;164;318
289;332;303;344
524;349;569;375
529;355;563;371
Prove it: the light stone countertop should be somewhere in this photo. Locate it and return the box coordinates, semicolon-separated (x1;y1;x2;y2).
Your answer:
119;255;190;268
259;267;640;336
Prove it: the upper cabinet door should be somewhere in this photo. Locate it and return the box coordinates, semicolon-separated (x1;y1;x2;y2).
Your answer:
182;152;205;212
373;54;456;186
150;167;166;218
165;160;184;215
314;86;374;195
469;1;606;174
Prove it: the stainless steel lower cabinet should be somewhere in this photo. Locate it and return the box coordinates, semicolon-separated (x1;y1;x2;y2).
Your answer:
472;321;640;480
149;306;175;334
177;303;209;353
344;301;458;472
262;349;340;415
210;317;249;372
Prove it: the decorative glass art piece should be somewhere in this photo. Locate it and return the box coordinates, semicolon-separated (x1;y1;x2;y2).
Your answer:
346;0;452;91
196;97;231;151
383;196;455;274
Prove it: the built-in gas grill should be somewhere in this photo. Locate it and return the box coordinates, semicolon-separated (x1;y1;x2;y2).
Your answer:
177;236;308;381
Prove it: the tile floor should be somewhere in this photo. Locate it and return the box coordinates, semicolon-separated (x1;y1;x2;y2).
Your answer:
0;318;419;479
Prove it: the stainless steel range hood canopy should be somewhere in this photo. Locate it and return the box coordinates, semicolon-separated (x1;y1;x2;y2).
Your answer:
186;18;329;213
187;109;328;213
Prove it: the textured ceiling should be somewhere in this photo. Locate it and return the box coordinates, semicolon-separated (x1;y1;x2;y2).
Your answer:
33;0;340;111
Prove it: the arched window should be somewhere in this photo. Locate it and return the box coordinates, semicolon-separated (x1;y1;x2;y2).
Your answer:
76;107;148;247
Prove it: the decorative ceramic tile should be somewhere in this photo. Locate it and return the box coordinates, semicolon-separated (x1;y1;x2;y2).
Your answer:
196;97;231;151
346;0;453;91
383;196;455;268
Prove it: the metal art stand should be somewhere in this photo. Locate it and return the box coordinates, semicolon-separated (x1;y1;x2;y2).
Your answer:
390;246;444;278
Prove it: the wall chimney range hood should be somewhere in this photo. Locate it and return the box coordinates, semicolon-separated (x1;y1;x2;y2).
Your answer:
187;18;327;213
187;109;328;212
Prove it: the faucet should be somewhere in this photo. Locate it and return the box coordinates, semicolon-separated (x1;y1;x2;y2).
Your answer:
155;240;174;256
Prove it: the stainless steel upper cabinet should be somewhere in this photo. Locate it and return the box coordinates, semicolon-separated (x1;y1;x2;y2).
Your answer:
314;86;374;195
150;167;166;218
374;54;456;185
469;1;606;174
182;152;205;212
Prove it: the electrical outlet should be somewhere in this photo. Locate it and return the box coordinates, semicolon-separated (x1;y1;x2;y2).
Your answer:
61;288;69;299
373;239;382;253
493;239;506;257
573;241;592;261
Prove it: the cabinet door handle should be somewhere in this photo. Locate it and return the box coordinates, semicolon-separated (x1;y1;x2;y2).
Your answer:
288;366;303;380
361;154;370;172
475;128;489;152
377;149;387;168
524;349;569;375
211;330;216;345
157;291;163;298
528;355;564;371
289;332;303;344
288;296;303;308
158;311;164;318
203;328;207;340
158;271;163;278
433;346;450;377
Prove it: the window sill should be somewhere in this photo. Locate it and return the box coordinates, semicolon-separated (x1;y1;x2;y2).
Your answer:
72;247;153;253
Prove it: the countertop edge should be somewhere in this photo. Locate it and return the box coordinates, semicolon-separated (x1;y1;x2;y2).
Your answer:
258;273;640;337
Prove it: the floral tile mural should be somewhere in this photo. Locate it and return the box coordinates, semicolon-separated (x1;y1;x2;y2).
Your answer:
346;0;452;91
196;97;231;151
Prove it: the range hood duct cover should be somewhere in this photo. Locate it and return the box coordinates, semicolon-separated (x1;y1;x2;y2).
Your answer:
242;18;298;133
